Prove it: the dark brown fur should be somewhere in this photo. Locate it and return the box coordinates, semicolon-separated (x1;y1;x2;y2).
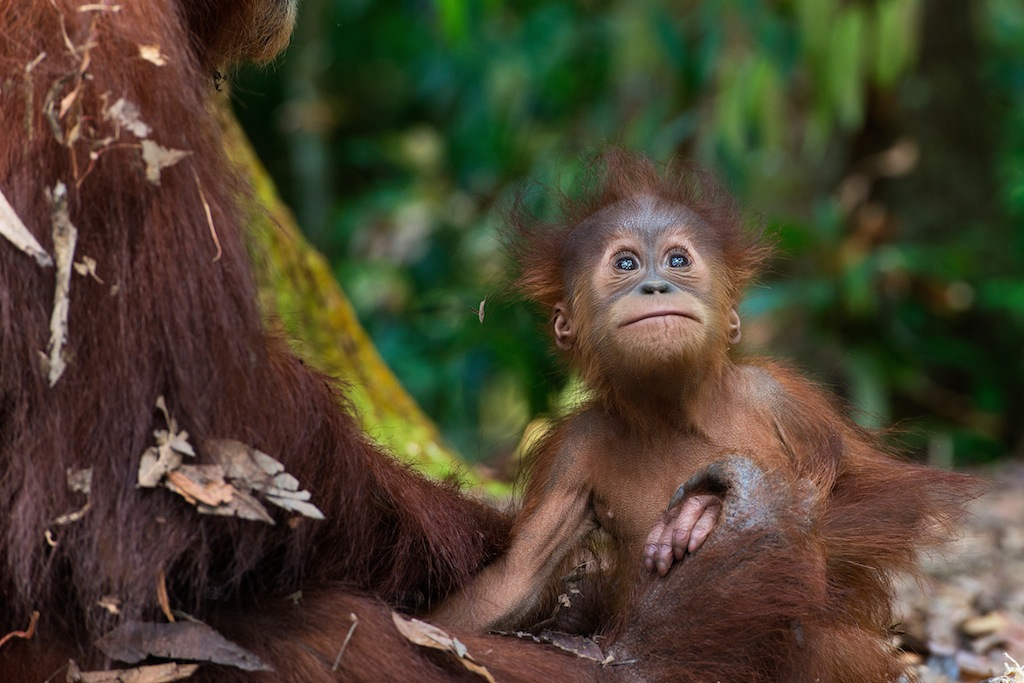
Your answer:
0;0;516;677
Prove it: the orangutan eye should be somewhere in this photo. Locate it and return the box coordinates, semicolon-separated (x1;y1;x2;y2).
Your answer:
668;253;691;268
614;254;639;271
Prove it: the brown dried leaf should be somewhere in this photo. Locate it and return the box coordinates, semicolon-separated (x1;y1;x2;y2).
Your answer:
154;397;178;433
264;478;308;499
137;444;184;488
264;495;325;520
136;428;277;523
538;630;609;663
0;184;53;267
59;83;81;119
67;659;198;683
141;140;190;186
162;429;196;458
138;45;167;67
391;613;494;682
95;620;271;672
73;256;104;283
137;400;195;487
196;487;275;524
204;439;275;484
96;596;122;616
964;612;1011;638
165;466;234;507
204;439;324;520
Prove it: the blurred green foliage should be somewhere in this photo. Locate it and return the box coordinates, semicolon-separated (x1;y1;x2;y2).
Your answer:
234;0;1024;465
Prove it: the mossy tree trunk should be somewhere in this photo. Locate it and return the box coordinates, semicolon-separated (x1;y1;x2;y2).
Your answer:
218;105;503;495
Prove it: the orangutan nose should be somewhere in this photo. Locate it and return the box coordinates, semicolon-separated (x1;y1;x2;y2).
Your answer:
640;280;671;294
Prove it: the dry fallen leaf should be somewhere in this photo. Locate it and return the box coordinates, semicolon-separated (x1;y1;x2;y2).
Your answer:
137;409;322;523
204;439;325;520
168;465;275;524
59;85;79;119
67;659;198;683
137;397;195;487
96;596;122;616
391;613;494;682
196;486;276;523
165;466;234;507
74;256;103;283
138;44;167;66
497;629;611;664
137;434;192;489
0;185;53;267
264;495;325;520
538;630;609;663
140;140;190;186
95;620;271;672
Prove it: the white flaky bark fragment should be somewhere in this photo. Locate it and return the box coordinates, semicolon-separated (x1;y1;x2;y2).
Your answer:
104;97;151;138
0;186;53;267
141;140;190;185
43;181;78;386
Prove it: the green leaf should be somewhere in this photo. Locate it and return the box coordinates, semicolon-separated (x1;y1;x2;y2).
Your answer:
829;6;867;129
873;0;921;86
436;0;470;45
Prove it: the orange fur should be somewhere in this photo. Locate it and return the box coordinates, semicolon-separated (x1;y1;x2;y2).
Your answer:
436;151;982;681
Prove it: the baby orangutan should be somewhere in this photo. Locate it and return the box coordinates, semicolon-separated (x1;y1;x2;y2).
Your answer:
431;151;975;680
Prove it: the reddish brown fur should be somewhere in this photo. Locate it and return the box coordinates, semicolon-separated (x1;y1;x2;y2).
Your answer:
433;151;980;681
0;0;518;677
507;149;771;316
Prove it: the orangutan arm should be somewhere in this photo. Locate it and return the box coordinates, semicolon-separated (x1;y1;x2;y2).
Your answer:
430;441;597;632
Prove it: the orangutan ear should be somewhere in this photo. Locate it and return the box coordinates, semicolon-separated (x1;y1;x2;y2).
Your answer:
727;308;741;345
553;303;574;351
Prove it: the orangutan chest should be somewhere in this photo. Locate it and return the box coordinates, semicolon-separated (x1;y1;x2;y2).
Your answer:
587;436;722;545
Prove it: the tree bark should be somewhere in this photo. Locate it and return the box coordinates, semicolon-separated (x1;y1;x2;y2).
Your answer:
217;104;503;495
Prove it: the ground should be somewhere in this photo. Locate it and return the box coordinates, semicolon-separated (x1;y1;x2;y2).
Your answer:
898;461;1024;682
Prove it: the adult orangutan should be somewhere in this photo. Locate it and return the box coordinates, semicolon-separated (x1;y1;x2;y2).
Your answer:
0;1;973;681
431;150;978;681
0;1;518;679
